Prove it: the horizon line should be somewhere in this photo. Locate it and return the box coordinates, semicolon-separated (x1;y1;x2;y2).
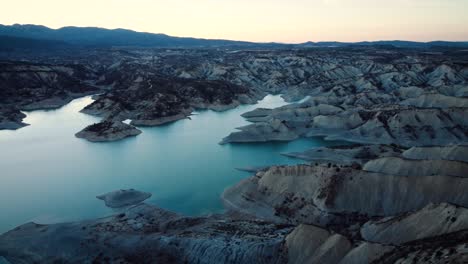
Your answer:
3;23;468;44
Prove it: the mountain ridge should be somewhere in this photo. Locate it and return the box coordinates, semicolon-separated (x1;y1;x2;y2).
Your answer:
1;24;468;49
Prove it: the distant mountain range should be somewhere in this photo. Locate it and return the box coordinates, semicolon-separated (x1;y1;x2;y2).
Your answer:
1;24;468;50
300;40;468;48
0;24;255;49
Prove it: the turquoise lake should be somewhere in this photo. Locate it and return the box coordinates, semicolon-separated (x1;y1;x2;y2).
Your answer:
0;95;346;234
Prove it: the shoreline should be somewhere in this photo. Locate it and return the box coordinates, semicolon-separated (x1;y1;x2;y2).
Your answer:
0;93;338;235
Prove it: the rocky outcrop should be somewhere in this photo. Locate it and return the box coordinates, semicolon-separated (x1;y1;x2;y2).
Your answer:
130;112;191;126
0;105;28;130
361;203;468;245
222;164;468;225
241;103;343;123
0;61;100;129
75;121;142;142
362;157;468;177
282;144;404;165
81;71;260;127
222;106;468;147
402;145;468;162
96;189;152;208
438;84;468;98
235;165;271;173
20;97;78;111
220;118;300;144
321;107;468;146
0;62;98;106
338;242;395;264
0;204;291;264
220;102;345;144
286;224;353;264
285;224;393;264
373;230;468;264
400;93;468;108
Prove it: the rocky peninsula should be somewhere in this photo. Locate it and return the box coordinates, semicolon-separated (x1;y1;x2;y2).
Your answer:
0;105;28;130
0;61;100;129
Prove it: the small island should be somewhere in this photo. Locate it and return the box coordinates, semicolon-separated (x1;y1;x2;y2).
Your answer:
75;121;142;142
97;189;152;208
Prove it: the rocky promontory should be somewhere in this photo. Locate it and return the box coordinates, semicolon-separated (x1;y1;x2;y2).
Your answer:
80;74;260;128
75;121;142;142
0;61;100;129
221;104;468;146
282;144;404;165
0;105;28;130
402;145;468;162
360;202;468;244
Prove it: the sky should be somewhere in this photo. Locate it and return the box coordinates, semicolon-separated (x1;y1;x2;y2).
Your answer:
1;0;467;43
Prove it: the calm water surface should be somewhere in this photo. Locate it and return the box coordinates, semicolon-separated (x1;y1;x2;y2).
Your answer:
0;95;345;233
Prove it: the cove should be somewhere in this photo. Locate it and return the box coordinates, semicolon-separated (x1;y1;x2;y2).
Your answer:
0;95;346;233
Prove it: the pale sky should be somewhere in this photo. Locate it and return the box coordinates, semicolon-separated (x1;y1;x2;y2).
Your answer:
1;0;467;43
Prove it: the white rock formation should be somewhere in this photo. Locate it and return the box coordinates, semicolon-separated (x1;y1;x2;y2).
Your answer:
361;203;468;244
363;157;468;177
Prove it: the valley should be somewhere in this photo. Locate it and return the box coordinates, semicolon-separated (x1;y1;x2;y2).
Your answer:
1;44;468;263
